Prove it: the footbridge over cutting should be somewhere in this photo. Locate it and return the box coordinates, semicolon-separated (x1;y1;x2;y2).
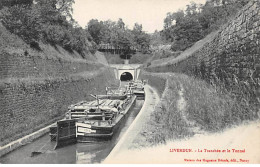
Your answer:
110;64;142;81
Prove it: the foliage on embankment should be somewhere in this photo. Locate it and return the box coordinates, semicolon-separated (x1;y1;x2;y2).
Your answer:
177;74;257;131
135;71;258;148
139;71;166;97
0;0;96;56
162;0;250;52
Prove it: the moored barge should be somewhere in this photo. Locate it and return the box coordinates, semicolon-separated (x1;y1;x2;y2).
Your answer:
126;80;145;99
49;88;136;147
76;95;136;142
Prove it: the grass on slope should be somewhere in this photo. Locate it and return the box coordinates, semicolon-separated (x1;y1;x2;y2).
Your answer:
148;31;219;67
94;51;109;65
178;74;256;132
0;23;96;62
131;72;258;148
129;53;152;64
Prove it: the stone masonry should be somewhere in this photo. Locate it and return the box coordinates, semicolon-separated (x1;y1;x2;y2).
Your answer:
0;51;118;145
146;0;260;102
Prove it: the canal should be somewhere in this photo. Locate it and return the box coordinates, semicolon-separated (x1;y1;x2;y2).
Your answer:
0;100;144;164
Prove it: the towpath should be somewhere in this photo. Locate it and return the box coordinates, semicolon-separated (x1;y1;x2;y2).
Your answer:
103;80;260;164
104;84;160;162
103;120;260;163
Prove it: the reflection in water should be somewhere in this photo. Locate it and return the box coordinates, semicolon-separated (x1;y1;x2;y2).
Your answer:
76;152;95;164
0;100;144;164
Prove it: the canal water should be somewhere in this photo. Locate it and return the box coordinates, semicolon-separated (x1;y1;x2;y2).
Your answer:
0;100;144;164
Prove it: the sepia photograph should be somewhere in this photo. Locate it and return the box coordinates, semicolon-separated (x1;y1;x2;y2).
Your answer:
0;0;259;165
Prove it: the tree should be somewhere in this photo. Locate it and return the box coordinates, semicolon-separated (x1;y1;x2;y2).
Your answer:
85;18;150;54
117;18;125;30
150;30;165;46
0;0;96;56
132;23;150;53
163;12;173;29
0;0;33;9
0;4;42;48
87;19;104;44
133;23;143;33
56;0;75;19
161;0;250;52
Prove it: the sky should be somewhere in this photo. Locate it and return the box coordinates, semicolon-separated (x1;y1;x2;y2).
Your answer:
72;0;206;33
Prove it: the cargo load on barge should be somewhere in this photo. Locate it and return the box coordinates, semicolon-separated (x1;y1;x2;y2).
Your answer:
76;94;136;143
49;87;137;148
125;80;146;98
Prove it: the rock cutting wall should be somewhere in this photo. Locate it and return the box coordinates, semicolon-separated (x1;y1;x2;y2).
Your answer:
0;52;118;145
0;51;102;79
146;0;260;101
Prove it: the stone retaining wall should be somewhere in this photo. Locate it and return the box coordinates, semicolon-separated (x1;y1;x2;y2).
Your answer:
0;51;102;79
0;51;118;147
146;0;260;101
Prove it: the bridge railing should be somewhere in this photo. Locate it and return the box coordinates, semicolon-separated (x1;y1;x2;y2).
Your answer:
97;44;137;54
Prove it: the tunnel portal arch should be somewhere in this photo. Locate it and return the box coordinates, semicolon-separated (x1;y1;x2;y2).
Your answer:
111;64;141;81
120;71;133;81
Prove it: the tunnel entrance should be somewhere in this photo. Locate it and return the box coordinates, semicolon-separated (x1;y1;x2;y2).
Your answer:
120;72;133;81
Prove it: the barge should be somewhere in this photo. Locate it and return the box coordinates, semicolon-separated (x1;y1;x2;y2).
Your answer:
76;95;136;142
49;88;136;147
126;80;145;99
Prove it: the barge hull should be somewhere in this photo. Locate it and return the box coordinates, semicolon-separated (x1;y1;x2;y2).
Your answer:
76;96;136;143
54;119;77;149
